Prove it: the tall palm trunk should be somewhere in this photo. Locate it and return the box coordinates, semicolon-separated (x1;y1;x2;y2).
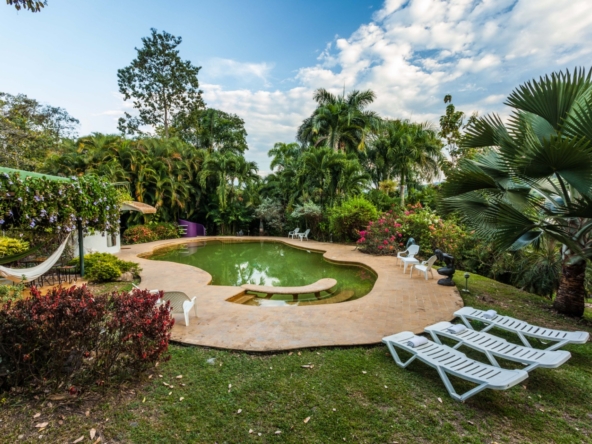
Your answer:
553;258;587;317
399;171;405;207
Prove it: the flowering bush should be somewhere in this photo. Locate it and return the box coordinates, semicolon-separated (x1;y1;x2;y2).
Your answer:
122;223;181;244
357;204;467;258
0;172;120;235
0;237;29;257
0;285;173;392
356;210;404;255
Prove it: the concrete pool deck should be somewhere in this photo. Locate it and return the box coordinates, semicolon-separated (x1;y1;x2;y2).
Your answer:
117;236;463;352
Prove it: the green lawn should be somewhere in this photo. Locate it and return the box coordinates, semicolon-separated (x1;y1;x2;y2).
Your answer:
1;274;591;443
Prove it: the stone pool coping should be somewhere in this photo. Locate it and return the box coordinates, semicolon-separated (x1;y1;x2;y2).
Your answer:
117;236;463;352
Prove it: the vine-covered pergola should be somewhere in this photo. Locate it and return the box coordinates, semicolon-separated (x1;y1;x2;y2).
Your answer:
0;167;121;276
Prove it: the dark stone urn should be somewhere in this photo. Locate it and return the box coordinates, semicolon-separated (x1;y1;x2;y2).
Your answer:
435;249;456;286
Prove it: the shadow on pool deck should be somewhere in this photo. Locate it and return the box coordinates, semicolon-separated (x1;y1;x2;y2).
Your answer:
117;236;462;352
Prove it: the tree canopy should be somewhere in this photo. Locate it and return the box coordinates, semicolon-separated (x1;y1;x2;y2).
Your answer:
0;92;79;170
117;28;205;138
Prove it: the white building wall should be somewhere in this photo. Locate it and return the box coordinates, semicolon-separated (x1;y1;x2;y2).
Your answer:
72;232;121;256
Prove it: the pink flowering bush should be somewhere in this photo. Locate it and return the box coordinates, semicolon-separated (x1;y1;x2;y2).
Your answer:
357;204;467;258
356;211;404;255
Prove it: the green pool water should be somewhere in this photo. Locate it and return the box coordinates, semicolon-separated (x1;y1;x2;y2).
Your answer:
149;240;376;302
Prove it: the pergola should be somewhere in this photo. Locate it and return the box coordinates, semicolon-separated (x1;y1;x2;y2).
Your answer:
0;167;155;277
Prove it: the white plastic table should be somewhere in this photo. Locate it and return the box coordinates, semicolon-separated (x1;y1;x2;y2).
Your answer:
401;257;419;273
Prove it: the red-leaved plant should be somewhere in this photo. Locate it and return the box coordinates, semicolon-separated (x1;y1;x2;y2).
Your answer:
0;285;174;393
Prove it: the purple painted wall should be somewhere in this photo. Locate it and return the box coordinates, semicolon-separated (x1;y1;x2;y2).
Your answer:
178;219;206;237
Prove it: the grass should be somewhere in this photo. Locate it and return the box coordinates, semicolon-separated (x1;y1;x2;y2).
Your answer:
1;274;591;443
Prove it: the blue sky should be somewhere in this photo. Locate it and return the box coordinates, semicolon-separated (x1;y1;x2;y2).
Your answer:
2;0;592;173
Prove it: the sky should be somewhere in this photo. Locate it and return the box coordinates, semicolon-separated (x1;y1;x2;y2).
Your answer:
2;0;592;174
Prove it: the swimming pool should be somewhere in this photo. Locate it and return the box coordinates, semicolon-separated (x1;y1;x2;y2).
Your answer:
149;240;376;304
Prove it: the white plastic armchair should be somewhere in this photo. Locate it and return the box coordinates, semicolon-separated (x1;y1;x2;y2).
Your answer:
411;255;438;280
131;285;196;327
160;291;197;327
288;228;300;239
298;229;310;241
396;244;419;267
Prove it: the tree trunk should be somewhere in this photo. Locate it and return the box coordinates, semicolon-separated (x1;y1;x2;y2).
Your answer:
400;172;405;207
553;259;587;317
164;105;169;139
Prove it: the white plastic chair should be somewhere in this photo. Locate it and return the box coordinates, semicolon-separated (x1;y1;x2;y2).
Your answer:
396;244;419;267
425;321;571;372
410;255;438;280
383;331;528;402
288;228;300;239
298;229;310;241
455;307;590;351
159;291;197;327
132;285;196;327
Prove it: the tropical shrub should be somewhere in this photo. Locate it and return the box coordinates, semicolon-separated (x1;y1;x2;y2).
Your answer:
150;222;181;240
69;253;140;283
122;225;158;244
0;285;173;392
255;198;284;234
329;197;378;242
122;223;181;244
0;237;29;257
0;281;25;304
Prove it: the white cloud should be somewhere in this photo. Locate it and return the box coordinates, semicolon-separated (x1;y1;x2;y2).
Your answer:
97;1;592;172
205;58;275;86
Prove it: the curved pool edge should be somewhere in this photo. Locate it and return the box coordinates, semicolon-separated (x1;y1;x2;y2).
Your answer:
117;236;464;352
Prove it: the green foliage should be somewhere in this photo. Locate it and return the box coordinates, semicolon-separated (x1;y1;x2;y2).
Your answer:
254;198;284;234
70;253;140;283
365;119;443;207
438;94;478;163
117;28;205;138
297;88;381;152
173;108;248;154
0;171;120;235
0;281;25;304
0;237;29;257
86;260;121;283
6;0;46;13
329;197;378;242
0;92;78;170
441;67;592;316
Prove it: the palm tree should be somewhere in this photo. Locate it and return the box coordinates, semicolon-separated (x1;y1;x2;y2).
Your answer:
372;120;443;206
297;88;381;152
440;67;592;317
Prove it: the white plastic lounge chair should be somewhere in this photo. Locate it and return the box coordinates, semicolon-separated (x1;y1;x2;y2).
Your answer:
396;244;419;266
455;307;590;351
298;229;310;241
383;331;528;402
410;255;438;280
288;228;300;239
425;321;571;372
132;285;196;327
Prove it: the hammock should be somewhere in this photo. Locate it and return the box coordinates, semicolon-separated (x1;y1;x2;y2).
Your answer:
0;234;71;283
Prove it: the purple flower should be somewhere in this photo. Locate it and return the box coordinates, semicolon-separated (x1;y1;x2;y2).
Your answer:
30;221;35;228
0;219;4;225
17;197;22;202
